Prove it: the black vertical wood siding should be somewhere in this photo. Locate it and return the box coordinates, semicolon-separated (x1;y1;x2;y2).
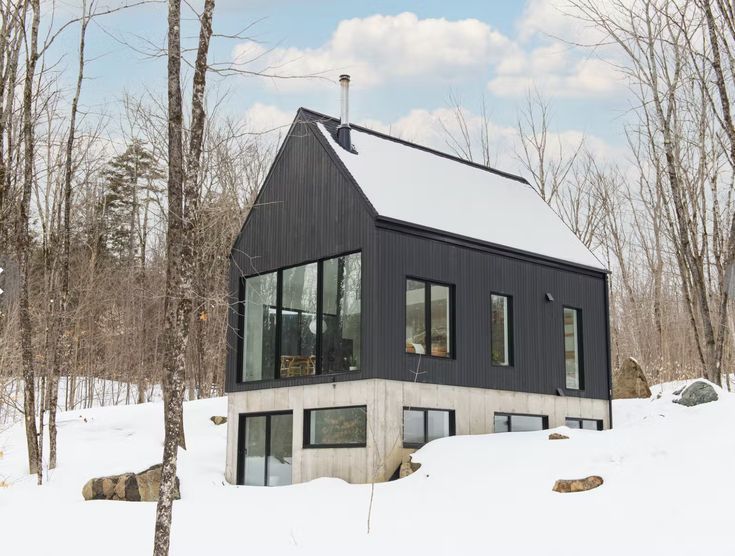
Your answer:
225;110;611;401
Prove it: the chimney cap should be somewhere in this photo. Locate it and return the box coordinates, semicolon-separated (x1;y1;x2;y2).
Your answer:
339;74;351;82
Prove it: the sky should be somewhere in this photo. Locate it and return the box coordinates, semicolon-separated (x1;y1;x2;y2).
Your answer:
50;0;633;172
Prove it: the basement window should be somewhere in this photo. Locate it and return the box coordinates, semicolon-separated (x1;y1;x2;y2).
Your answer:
494;412;548;433
403;408;455;448
303;406;367;448
565;418;602;431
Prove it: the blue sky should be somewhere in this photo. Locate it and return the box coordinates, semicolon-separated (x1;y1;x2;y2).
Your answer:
52;0;631;168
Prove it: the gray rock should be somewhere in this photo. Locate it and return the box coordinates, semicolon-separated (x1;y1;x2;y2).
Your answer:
613;357;652;399
82;464;180;502
674;381;718;407
552;475;603;493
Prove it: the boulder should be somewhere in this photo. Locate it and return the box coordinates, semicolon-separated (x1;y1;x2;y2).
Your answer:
82;464;180;502
548;433;569;440
613;357;652;399
210;416;227;425
674;381;718;407
552;475;603;493
398;454;421;479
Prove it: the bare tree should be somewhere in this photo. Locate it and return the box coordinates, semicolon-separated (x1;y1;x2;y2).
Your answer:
153;0;215;552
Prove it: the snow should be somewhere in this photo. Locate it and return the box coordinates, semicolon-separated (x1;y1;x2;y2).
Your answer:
2;381;734;554
318;123;605;270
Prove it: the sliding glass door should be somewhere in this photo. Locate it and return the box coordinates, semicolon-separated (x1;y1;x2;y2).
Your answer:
237;412;293;486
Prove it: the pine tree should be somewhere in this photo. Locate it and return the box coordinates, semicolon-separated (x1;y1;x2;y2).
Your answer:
99;140;163;263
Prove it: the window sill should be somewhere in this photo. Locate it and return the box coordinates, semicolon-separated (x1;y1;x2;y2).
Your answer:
237;369;361;386
302;443;367;450
405;352;454;361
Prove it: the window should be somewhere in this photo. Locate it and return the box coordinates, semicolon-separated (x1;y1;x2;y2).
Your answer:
304;406;367;447
563;307;583;390
494;412;548;433
566;418;602;431
405;279;453;357
241;272;277;382
491;294;512;366
280;263;318;376
402;408;455;447
239;252;361;382
321;253;362;373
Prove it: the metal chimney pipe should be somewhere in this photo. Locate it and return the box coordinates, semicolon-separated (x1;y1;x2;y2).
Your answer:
337;74;351;150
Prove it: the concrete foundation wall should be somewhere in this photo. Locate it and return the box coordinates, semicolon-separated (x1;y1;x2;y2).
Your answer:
225;379;609;485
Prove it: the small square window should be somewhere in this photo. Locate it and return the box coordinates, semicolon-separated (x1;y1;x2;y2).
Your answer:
403;408;455;447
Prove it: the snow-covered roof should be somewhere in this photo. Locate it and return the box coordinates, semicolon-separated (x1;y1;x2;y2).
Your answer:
316;121;605;271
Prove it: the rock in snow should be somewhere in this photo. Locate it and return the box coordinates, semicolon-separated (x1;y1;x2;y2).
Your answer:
674;381;719;407
548;433;569;440
613;357;652;399
552;475;604;493
210;415;227;425
82;464;180;501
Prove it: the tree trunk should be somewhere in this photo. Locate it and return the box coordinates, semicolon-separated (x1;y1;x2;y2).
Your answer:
153;0;215;553
17;0;41;479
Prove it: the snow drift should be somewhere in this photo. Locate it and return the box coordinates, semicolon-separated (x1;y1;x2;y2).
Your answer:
1;381;733;555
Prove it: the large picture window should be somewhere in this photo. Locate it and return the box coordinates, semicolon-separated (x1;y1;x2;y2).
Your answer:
239;252;361;382
403;408;455;447
304;406;367;447
405;279;453;357
491;294;512;366
563;307;583;390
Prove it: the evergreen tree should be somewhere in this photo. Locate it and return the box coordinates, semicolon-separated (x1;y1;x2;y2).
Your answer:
99;140;163;263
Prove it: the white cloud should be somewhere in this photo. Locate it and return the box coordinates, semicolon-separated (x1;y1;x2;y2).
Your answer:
232;12;514;90
243;103;294;133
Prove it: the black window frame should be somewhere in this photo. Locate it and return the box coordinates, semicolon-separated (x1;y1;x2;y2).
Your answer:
565;417;603;431
303;405;368;449
562;305;585;391
237;250;362;383
236;410;293;486
493;411;549;433
490;292;514;367
402;407;456;448
404;276;456;359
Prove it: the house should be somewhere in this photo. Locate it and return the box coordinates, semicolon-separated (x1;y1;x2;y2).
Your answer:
224;76;611;487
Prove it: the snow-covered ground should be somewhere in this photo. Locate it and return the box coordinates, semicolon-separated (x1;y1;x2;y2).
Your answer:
1;381;733;555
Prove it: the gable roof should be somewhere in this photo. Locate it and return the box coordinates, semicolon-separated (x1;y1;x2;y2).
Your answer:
299;108;606;272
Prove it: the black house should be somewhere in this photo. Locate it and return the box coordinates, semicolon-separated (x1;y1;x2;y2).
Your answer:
224;78;611;487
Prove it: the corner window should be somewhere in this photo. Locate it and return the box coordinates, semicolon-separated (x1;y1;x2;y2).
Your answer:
494;412;548;433
402;408;455;447
566;418;602;431
405;279;453;357
241;272;277;382
304;406;367;448
563;307;583;390
491;294;512;366
238;252;361;382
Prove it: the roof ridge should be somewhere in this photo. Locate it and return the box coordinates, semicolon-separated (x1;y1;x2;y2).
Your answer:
298;107;529;185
